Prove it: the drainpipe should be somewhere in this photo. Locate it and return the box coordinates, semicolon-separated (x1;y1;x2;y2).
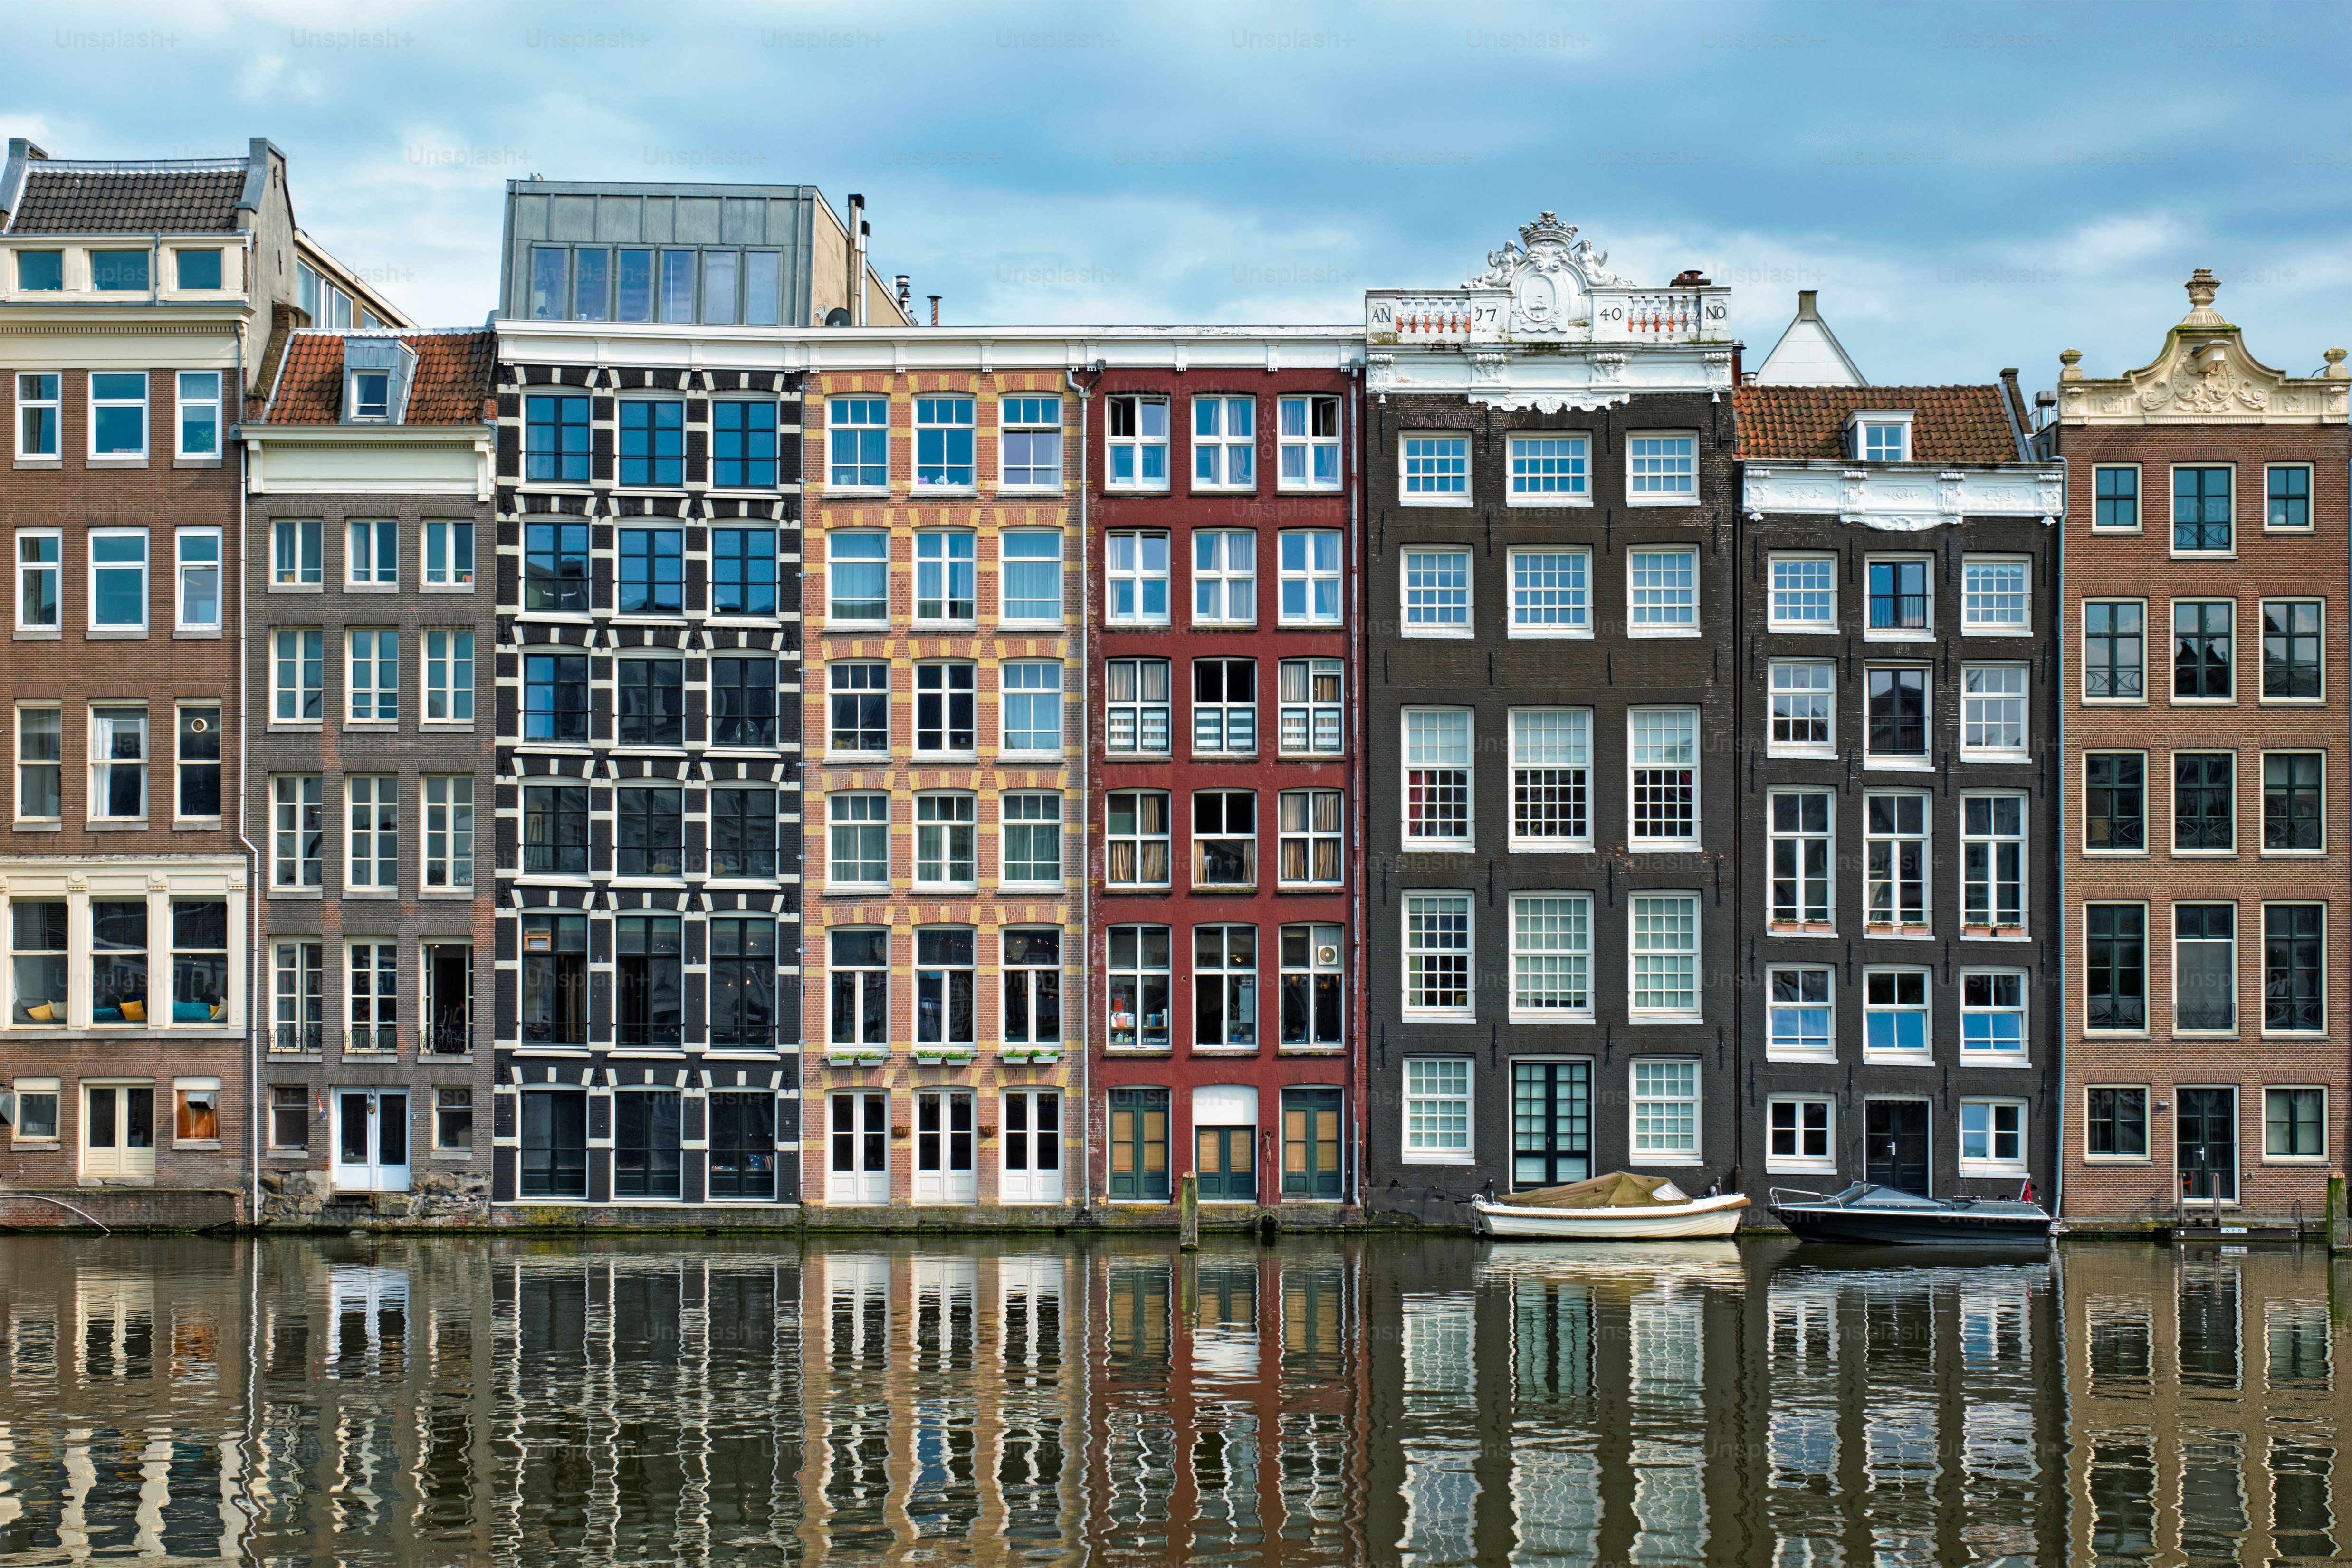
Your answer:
238;419;261;1226
1067;362;1094;1208
846;195;867;327
1347;364;1365;1210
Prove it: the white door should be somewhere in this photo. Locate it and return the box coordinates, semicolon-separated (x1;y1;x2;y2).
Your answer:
1001;1090;1064;1205
82;1084;155;1178
914;1089;977;1203
828;1091;890;1204
334;1089;411;1192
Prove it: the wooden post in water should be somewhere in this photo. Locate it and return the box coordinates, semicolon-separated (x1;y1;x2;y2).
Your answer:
1179;1172;1200;1252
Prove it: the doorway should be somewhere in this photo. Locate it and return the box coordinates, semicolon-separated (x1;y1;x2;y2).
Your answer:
2177;1087;2237;1203
334;1089;410;1192
1196;1125;1257;1202
914;1089;976;1203
1001;1089;1062;1205
828;1090;889;1204
1865;1100;1930;1194
82;1083;155;1179
1282;1088;1345;1199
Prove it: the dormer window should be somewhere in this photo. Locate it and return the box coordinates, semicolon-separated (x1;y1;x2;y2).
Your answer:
1847;411;1913;463
351;372;391;421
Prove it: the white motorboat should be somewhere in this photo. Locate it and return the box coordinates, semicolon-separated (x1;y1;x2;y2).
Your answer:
1472;1172;1750;1240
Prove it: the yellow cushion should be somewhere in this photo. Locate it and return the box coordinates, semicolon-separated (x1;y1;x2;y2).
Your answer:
120;1000;146;1022
210;1003;224;1020
27;1003;52;1022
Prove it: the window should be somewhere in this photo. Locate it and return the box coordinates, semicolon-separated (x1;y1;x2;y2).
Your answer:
1508;433;1588;501
519;916;588;1046
270;517;324;588
1626;434;1696;501
1106;658;1171;754
1769;1099;1835;1171
1961;795;2025;931
1000;396;1062;489
2174;602;2234;698
521;785;588;875
423;941;473;1054
710;657;776;748
346;941;398;1052
1404;708;1472;844
2084;602;2144;699
711;528;776;614
1192;530;1255;625
2172;466;2232;552
347;629;398;723
616;658;683;746
1511;895;1590;1017
826;532;888;623
916;928;976;1049
1853;415;1909;461
1192;791;1256;888
16;529;58;629
1192;659;1255;755
1279;924;1343;1048
2086;905;2147;1031
1865;667;1928;761
617;527;683;614
709;786;775;880
1631;1061;1699;1158
1864;793;1927;930
272;941;322;1052
344;775;398;889
1863;969;1929;1055
2175;904;2236;1033
1958;1101;2026;1174
1768;791;1833;928
2085;1088;2148;1158
711;402;778;488
175;372;220;459
1106;395;1169;489
1405;894;1472;1016
914;530;975;621
2094;465;2139;529
268;1085;307;1150
88;372;147;458
1278;530;1341;625
1278;789;1342;887
1769;555;1836;629
1279;658;1342;755
2262;601;2322;698
2085;754;2145;851
1275;395;1340;490
1768;968;1834;1060
14;251;62;291
1107;530;1171;624
827;662;888;755
172;706;220;821
2265;1088;2325;1157
422;775;473;889
913;662;975;754
828;397;889;489
174;528;220;631
915;794;977;887
659;250;695;322
1962;558;2028;631
89;900;145;1025
1401;434;1469;501
88;529;147;631
15;705;59;820
417;630;474;725
350;370;391;421
1626;549;1698;632
1402;548;1470;631
2265;753;2324;851
1193;396;1254;488
708;918;776;1050
15;373;59;459
1769;662;1835;754
1193;925;1258;1048
10;902;64;1024
2264;905;2323;1033
618;400;684;486
272;775;324;886
520;1091;588;1197
344;518;396;587
1866;558;1930;633
522;520;589;612
1403;1059;1472;1158
1509;548;1588;633
1001;661;1062;755
1000;530;1063;623
528;246;570;317
1960;971;2026;1057
2173;753;2234;852
828;794;889;887
434;1087;474;1154
992;928;1062;1050
523;654;588;743
1002;792;1063;886
1108;926;1173;1050
523;394;591;483
2267;465;2312;530
1628;708;1698;845
89;707;147;820
1630;895;1699;1016
616;788;682;877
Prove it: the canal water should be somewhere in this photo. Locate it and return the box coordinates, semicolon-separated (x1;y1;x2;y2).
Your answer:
0;1234;2341;1566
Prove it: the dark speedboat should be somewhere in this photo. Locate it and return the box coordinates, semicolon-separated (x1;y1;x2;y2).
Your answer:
1768;1183;2053;1247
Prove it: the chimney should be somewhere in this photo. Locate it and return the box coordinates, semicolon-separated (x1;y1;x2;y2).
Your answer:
847;194;867;327
895;274;912;316
928;295;942;327
1796;289;1819;320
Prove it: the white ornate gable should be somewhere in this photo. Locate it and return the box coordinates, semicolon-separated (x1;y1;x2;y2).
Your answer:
1460;212;1635;338
2057;269;2349;426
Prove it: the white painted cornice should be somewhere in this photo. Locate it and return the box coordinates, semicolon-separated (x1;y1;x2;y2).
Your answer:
495;321;1366;373
1742;459;2062;531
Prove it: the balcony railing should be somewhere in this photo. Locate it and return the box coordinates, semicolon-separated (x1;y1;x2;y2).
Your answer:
708;1022;790;1052
426;1019;473;1056
519;1019;589;1047
1867;594;1931;630
346;1023;397;1055
271;1022;323;1054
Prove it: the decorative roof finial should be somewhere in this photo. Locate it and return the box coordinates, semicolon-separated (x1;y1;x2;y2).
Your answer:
2181;267;2225;325
2057;348;2084;382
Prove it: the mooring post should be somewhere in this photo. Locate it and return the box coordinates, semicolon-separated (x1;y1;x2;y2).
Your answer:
1179;1172;1200;1252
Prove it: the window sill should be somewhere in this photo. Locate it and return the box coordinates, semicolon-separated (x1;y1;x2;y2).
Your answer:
1864;758;1934;773
13;458;62;471
1960;626;2031;637
1105;621;1174;631
419;583;478;594
2170;850;2238;859
824;885;893;898
2080;848;2150;857
1277;1045;1347;1055
997;752;1066;765
2168;551;2238;563
1401;1013;1475;1026
268;888;324;900
1505;494;1593;508
999;882;1066;895
86;629;149;640
265;1053;323;1064
2168;698;2238;708
1768;623;1838;636
87;456;150;468
85;819;149;831
1103;1047;1175;1056
1765;1160;1839;1176
1629;1154;1703;1166
12;821;61;832
420;888;477;900
344;582;400;594
1625;627;1701;639
174;1139;222;1151
1957;1165;2030;1180
13;628;61;640
996;622;1068;634
1400;1153;1476;1165
2259;1030;2329;1042
173;819;223;833
1766;1052;1839;1066
1959;752;2031;766
821;752;892;766
1507;628;1595;641
1398;497;1472;509
1959;1054;2032;1068
344;889;398;900
1103;486;1174;497
1509;1012;1594;1027
1400;627;1475;639
1624;497;1701;509
2260;1154;2332;1165
1400;840;1474;854
1192;883;1257;895
1628;1014;1702;1026
822;621;891;634
1960;928;2030;941
1107;753;1174;764
2259;849;2329;859
1863;1052;1935;1067
1863;631;1934;643
1102;885;1175;897
1630;840;1702;854
1863;925;1935;940
267;583;325;594
2081;1154;2152;1165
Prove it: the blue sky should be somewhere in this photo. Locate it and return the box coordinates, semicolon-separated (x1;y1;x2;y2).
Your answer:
6;0;2345;388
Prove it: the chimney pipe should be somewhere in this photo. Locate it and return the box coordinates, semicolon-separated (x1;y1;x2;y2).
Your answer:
1796;289;1818;320
895;274;912;316
928;295;941;328
847;194;867;327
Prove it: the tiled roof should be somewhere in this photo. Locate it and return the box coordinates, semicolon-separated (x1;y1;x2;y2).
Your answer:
257;330;497;426
6;163;247;234
1733;385;2019;464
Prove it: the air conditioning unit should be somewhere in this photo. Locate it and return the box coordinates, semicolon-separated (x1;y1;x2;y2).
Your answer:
1316;945;1339;966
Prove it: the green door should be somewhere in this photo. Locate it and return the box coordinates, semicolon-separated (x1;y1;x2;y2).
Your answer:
1109;1088;1170;1200
1282;1088;1343;1199
1195;1125;1257;1201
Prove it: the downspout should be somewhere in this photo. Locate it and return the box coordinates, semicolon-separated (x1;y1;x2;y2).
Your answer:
1067;363;1093;1209
238;417;261;1226
1347;365;1366;1210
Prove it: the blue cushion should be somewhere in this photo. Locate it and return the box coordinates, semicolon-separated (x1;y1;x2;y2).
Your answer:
174;1001;212;1021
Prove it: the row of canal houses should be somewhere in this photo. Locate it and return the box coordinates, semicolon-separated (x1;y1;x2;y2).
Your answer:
0;141;2344;1233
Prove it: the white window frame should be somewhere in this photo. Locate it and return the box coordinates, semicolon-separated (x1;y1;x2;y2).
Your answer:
999;660;1063;758
1864;664;1932;769
2262;1085;2329;1161
1190;656;1256;757
999;529;1064;627
1402;707;1473;848
1625;432;1697;506
1629;894;1701;1020
1630;1059;1701;1163
1276;787;1343;889
271;774;324;889
174;371;220;459
999;791;1064;890
173;701;220;824
1864;791;1930;934
1399;433;1471;506
15;701;62;823
913;792;977;890
1401;1056;1473;1163
1766;1096;1837;1174
1190;789;1257;891
1507;433;1590;505
1768;660;1836;758
824;531;889;627
87;705;148;822
1277;657;1342;755
1275;394;1340;492
1400;546;1472;635
14;372;60;460
1191;528;1256;627
1846;411;1912;463
1104;394;1170;492
1961;555;2030;634
16;527;60;631
1508;546;1590;637
2265;463;2315;534
1765;966;1836;1062
1862;966;1931;1061
173;527;221;632
273;628;323;726
826;396;890;492
422;518;474;588
1510;893;1592;1023
1957;1099;2029;1176
2172;901;2237;1037
345;518;397;587
1959;968;2029;1063
1106;530;1171;626
1961;792;2027;934
1769;553;1837;631
1625;547;1698;635
2257;597;2326;706
1277;529;1342;626
87;371;148;460
422;774;474;890
1403;893;1473;1022
87;527;148;632
997;395;1063;492
1864;555;1935;641
913;529;976;624
1509;706;1591;851
346;628;399;725
1959;663;2029;759
827;793;890;890
1105;790;1172;890
1766;788;1834;932
1106;657;1172;755
1191;394;1255;490
346;774;398;890
271;518;323;587
2169;460;2237;559
911;395;976;492
1627;707;1700;850
422;629;474;726
8;1078;60;1141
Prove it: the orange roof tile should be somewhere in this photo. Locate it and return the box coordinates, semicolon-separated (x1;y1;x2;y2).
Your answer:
257;329;495;426
1733;384;2019;464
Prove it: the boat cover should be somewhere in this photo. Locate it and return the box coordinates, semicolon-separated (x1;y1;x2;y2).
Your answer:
1508;1172;1691;1209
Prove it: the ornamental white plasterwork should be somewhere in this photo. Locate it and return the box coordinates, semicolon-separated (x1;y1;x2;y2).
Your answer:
1474;391;1637;414
2057;285;2349;426
1458;211;1637;337
1745;465;2061;523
